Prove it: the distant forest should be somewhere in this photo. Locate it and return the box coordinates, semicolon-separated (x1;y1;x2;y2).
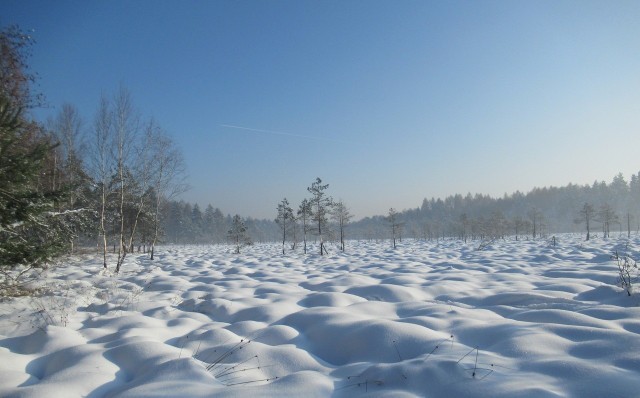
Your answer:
165;171;640;245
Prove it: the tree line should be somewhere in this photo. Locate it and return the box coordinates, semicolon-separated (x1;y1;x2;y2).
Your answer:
162;171;640;254
162;200;279;246
0;26;187;281
349;172;640;243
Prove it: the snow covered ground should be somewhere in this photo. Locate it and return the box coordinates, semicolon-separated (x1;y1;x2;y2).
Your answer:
1;235;640;397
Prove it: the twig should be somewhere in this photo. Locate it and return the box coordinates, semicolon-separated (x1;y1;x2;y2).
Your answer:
392;340;403;361
224;377;279;387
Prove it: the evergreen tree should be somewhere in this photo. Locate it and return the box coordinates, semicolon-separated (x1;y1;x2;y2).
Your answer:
203;204;216;242
307;177;333;255
387;208;402;249
297;199;312;254
331;199;352;252
0;95;76;276
227;214;251;254
213;208;226;243
275;198;294;255
191;203;203;242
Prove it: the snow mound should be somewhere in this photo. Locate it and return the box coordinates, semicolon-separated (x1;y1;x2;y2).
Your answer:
2;236;640;397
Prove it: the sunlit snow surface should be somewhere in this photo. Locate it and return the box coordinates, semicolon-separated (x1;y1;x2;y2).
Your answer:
2;235;640;397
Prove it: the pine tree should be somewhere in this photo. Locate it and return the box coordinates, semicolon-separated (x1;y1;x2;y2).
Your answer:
0;95;78;279
331;200;352;252
275;198;294;255
387;208;402;249
297;199;312;254
307;178;333;255
227;214;251;254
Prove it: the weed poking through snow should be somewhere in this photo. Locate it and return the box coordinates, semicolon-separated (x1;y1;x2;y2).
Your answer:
457;346;493;380
194;334;279;387
612;250;638;296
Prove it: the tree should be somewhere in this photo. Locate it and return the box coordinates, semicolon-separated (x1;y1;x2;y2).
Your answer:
331;199;353;252
191;203;203;242
511;216;526;241
213;207;226;243
575;203;595;241
597;203;618;239
203;204;216;242
459;213;470;243
89;95;114;269
387;208;402;249
528;207;543;239
488;210;507;240
112;86;140;273
48;103;88;252
275;198;294;255
227;215;251;254
0;94;75;281
146;124;187;259
297;199;312;254
307;178;333;255
0;27;85;290
0;25;43;108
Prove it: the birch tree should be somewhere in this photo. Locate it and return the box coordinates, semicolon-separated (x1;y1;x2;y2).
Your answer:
112;86;140;273
90;95;114;269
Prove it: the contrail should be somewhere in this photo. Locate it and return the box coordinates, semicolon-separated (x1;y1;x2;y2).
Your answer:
220;124;348;144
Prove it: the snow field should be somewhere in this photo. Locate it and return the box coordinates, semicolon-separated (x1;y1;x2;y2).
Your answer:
1;235;640;397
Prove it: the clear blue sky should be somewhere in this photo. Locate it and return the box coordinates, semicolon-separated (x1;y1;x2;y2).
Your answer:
3;0;640;219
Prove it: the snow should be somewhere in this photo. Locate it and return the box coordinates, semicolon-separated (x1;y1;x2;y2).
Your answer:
1;235;640;397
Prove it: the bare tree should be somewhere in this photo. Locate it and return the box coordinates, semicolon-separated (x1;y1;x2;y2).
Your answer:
511;216;527;241
488;210;507;239
112;86;140;274
387;208;403;249
90;95;113;269
528;207;543;239
331;199;352;252
575;202;595;241
297;199;312;254
597;203;618;239
0;25;44;109
48;103;87;252
119;118;162;258
275;198;294;255
146;124;187;260
307;178;333;255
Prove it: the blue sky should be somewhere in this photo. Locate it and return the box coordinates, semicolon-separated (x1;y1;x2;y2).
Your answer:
3;0;640;219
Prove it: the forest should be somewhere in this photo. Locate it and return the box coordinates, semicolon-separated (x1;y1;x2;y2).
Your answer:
164;171;640;247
